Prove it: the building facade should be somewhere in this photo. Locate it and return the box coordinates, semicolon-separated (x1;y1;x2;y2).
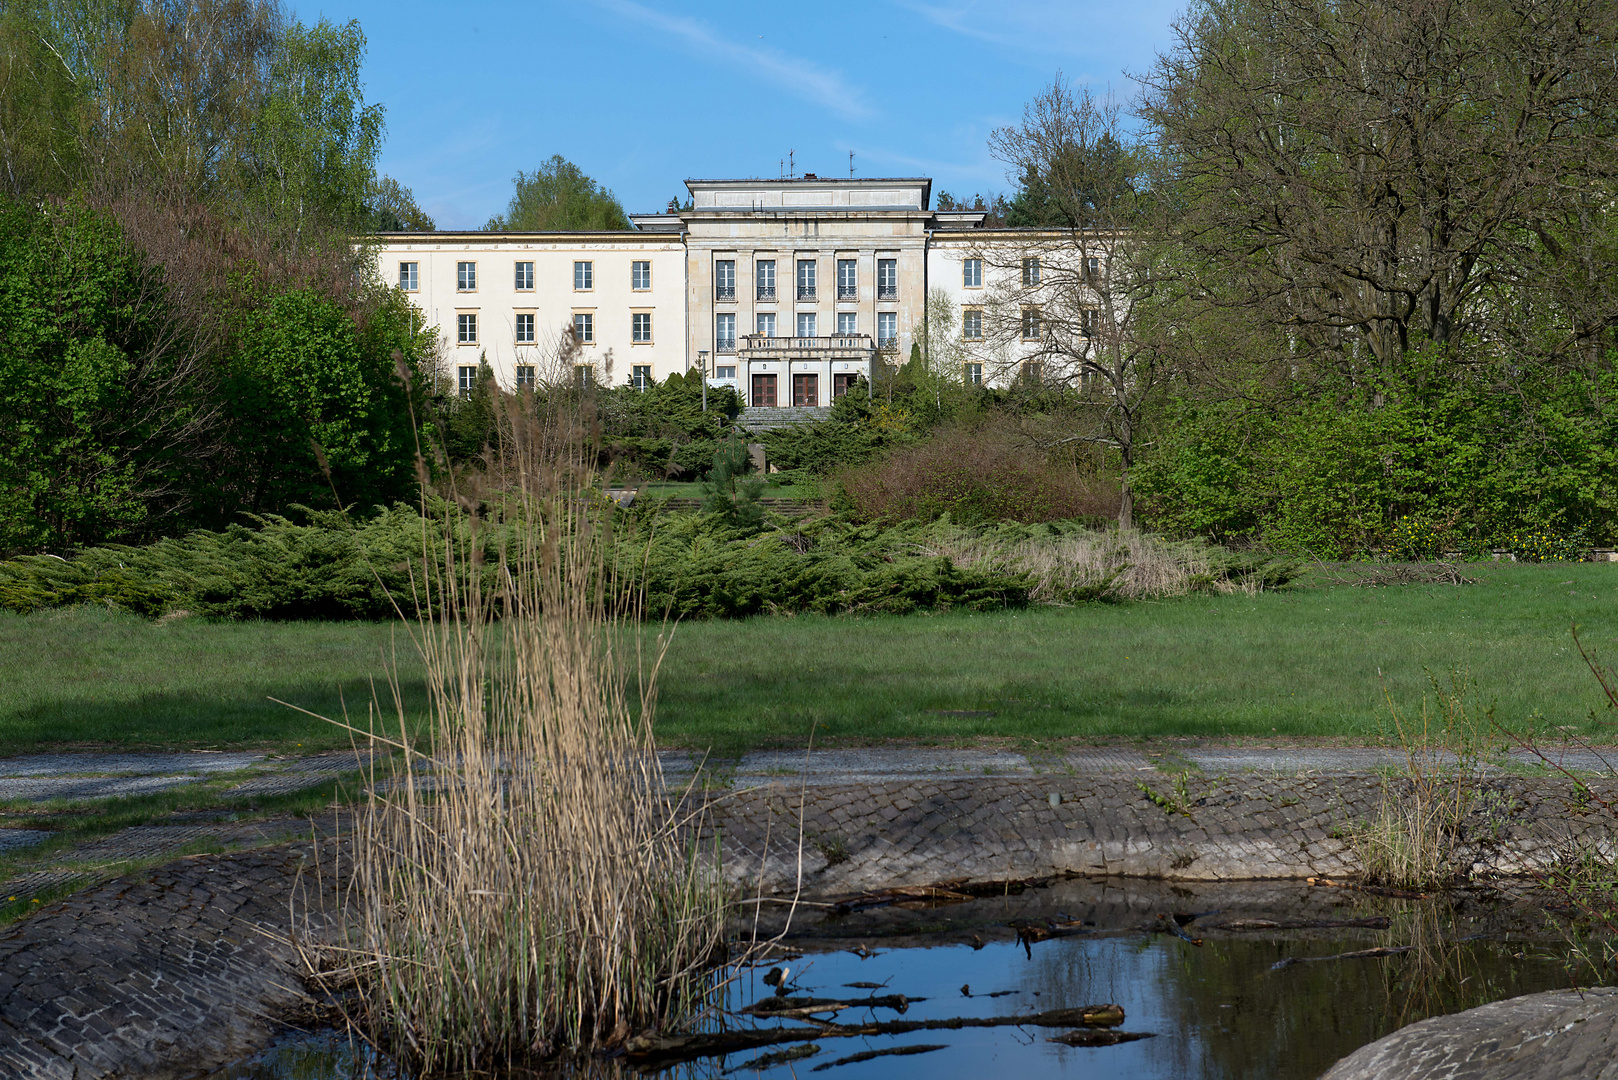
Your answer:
374;176;1061;405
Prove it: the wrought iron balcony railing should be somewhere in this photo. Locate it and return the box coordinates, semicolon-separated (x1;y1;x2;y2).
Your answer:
837;285;857;300
756;285;776;301
738;333;874;356
714;285;736;302
716;340;737;354
877;285;898;300
796;286;817;301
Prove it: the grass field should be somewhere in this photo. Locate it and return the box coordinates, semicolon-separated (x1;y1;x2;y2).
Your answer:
3;562;1616;755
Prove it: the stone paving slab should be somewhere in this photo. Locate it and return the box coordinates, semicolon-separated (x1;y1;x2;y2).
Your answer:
1184;748;1409;774
0;752;265;777
0;830;47;854
1505;747;1618;773
733;748;1033;786
0;776;202;802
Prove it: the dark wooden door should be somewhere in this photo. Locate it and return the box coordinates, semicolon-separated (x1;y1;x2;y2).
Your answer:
833;373;856;399
751;373;777;407
792;374;818;407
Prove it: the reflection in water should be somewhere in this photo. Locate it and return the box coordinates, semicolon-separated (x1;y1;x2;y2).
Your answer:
209;883;1579;1080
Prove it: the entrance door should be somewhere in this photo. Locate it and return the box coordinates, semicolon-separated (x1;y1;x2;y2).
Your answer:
751;373;777;407
792;373;819;407
833;373;857;399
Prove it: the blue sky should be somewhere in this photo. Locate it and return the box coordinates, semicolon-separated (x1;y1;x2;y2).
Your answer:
303;0;1188;229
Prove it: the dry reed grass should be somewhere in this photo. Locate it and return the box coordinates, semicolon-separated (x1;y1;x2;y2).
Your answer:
302;388;727;1072
915;526;1274;602
1352;671;1495;890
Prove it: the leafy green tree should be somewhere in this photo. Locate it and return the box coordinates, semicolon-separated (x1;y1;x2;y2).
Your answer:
485;155;630;231
369;175;434;232
700;435;765;529
0;0;83;197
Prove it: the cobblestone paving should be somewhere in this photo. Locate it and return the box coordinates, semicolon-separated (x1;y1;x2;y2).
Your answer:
0;750;370;805
0;753;266;778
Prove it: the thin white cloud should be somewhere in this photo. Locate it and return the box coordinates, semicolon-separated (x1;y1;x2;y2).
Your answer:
593;0;875;121
897;0;1180;72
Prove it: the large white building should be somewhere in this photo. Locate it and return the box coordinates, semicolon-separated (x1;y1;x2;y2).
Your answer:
374;176;1064;407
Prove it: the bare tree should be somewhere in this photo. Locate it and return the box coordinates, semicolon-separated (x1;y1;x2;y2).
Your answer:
1139;0;1618;372
974;78;1165;527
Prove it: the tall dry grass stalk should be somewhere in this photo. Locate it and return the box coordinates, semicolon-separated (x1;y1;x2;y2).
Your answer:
1353;670;1495;890
314;391;726;1072
917;526;1270;602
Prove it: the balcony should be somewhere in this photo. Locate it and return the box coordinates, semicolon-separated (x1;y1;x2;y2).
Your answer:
716;339;737;355
877;285;898;300
837;285;858;300
796;285;817;301
757;285;776;301
738;333;875;360
714;285;736;302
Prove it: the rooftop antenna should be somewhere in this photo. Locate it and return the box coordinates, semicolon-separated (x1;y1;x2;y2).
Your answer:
779;158;784;179
849;150;855;178
789;149;795;178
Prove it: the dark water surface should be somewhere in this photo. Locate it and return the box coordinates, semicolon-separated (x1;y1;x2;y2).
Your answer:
209;879;1581;1080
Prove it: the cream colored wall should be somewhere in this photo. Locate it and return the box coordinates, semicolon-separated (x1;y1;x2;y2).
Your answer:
375;234;687;390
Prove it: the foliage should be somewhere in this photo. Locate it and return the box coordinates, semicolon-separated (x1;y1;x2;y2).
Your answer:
1386;517;1449;562
698;436;764;528
368;175;434;231
592;371;743;481
484;155;630;231
1502;527;1591;564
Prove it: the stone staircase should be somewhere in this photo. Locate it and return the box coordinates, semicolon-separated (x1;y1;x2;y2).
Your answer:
737;406;832;431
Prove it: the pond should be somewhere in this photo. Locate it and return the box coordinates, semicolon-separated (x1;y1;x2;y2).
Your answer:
207;878;1582;1080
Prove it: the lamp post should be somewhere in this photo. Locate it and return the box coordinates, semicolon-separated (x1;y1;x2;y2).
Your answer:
697;349;709;412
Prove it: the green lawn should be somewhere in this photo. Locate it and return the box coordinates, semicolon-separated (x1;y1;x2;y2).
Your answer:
4;563;1616;754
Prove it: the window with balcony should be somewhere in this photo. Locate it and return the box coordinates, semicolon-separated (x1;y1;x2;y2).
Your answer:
574;261;593;290
515;364;536;387
399;262;418;291
714;260;736;301
716;312;736;353
457;261;477;291
1022;257;1040;286
756;312;776;336
1021;308;1041;340
515;261;534;290
877;311;897;347
962;258;982;288
796;312;817;337
515;312;535;344
632;312;652;342
877;258;897;299
796;259;816;301
457;312;477;344
965;362;983;386
632;260;651;290
837;312;857;335
837;259;857;300
573;312;594;343
963;309;982;340
756;260;776;300
632;365;652;390
458;365;477;397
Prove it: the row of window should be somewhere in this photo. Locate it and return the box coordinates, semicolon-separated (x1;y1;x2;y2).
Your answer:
454;311;653;346
403;259;653;294
714;258;901;302
713;311;899;352
458;360;1030;399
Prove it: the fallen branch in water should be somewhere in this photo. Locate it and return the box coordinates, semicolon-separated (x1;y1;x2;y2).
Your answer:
828;876;1057;914
624;1005;1128;1063
742;994;918;1019
1215;917;1392;931
811;1043;946;1071
1308;876;1428;900
1271;945;1413;971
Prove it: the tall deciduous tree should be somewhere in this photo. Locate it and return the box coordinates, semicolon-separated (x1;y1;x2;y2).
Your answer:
1140;0;1618;372
485;155;630;231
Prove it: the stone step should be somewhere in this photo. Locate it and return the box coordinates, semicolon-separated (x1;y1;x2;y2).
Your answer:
738;406;832;431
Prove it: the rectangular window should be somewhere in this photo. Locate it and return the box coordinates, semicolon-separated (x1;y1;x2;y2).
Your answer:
1081;308;1100;338
457;261;477;291
631;364;652;390
574;363;593;387
965;362;983;386
837;312;857;335
514;261;534;290
1085;256;1100;280
574;261;593;290
715;365;737;380
632;260;651;290
515;364;536;387
515;312;535;343
1022;257;1040;286
399;261;418;291
458;365;477;397
714;260;736;301
792;373;819;407
573;312;594;343
457;312;477;344
833;372;858;399
796;312;817;337
756;312;776;336
756;260;776;300
751;373;778;407
877;311;897;347
716;312;736;353
1022;359;1045;383
837;258;857;300
877;258;898;299
1021;308;1041;340
796;259;816;300
632;312;652;342
963;310;982;340
962;258;982;288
